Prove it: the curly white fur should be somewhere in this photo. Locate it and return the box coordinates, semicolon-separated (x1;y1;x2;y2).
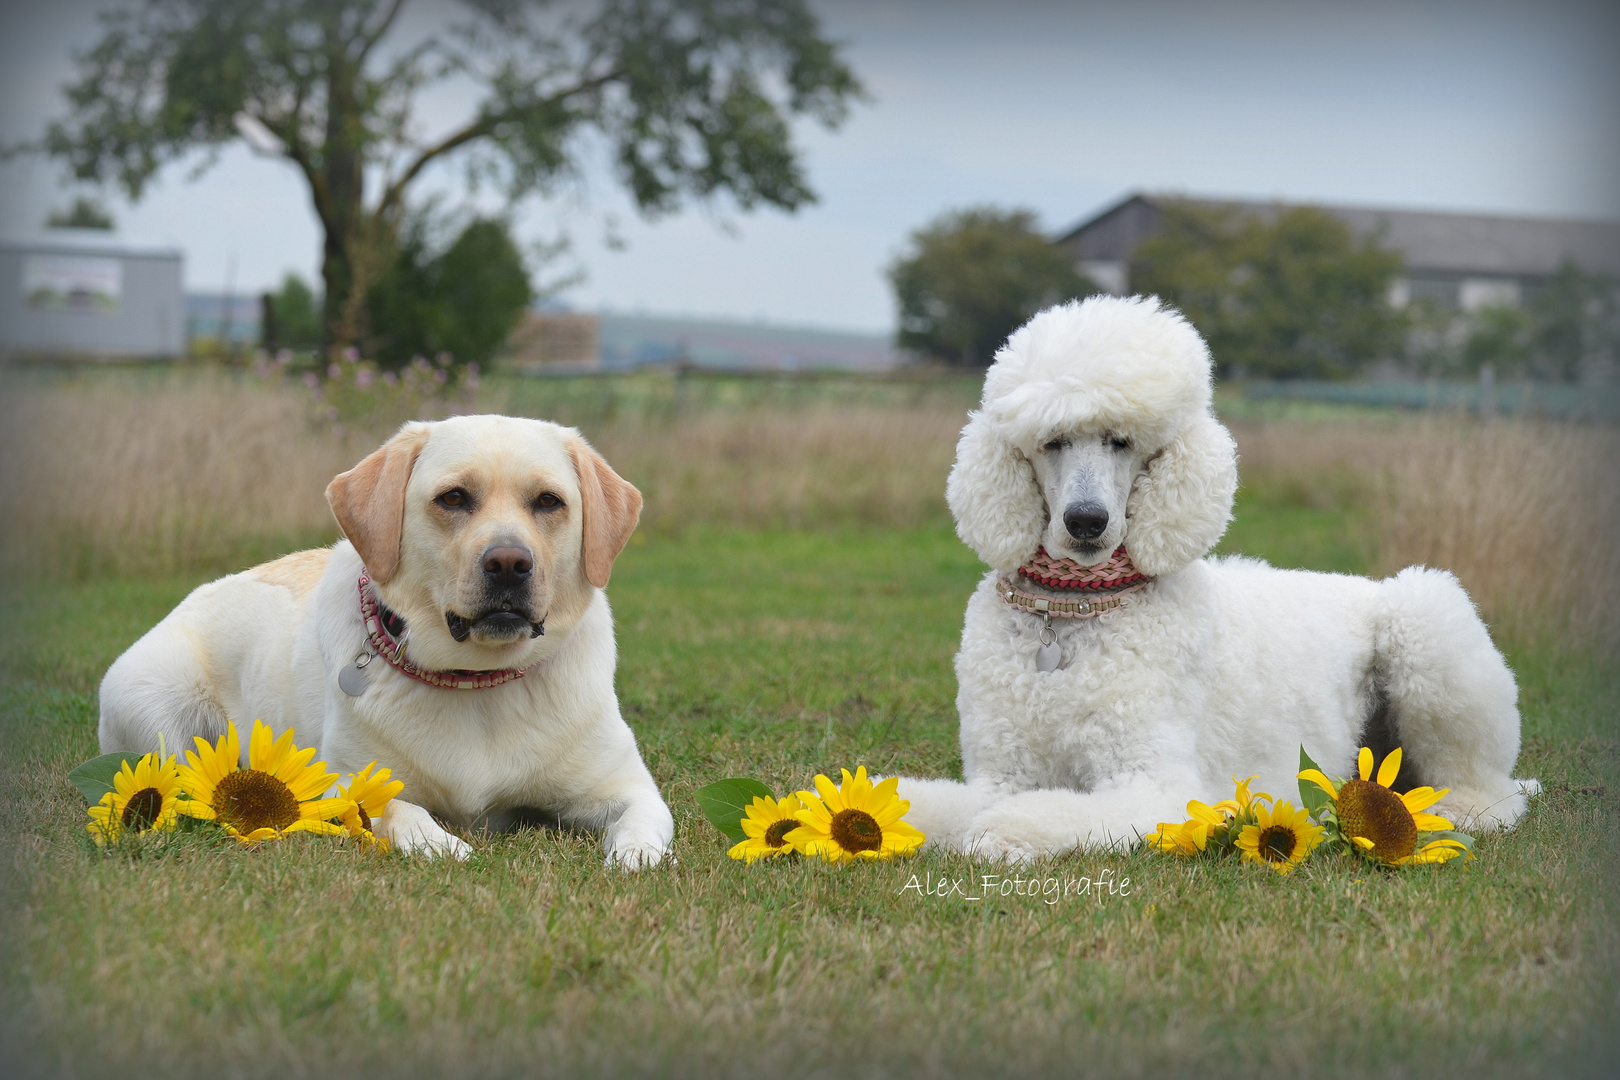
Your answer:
908;296;1536;863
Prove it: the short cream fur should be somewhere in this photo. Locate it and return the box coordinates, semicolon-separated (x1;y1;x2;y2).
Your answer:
99;415;673;865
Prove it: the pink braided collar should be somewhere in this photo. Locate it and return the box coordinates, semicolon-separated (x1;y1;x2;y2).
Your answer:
1016;546;1149;590
357;570;538;690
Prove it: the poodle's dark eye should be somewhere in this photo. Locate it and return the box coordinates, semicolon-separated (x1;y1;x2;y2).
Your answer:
534;492;564;511
1109;436;1131;451
435;488;471;510
1041;438;1067;453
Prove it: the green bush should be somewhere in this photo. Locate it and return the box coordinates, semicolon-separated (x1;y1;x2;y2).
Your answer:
367;216;534;369
1131;204;1406;379
889;206;1093;366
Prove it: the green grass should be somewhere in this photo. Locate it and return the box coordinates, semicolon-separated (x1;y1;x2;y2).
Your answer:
3;515;1617;1077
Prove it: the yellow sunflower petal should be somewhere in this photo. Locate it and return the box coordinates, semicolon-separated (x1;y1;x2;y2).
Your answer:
299;797;356;823
872;798;910;828
1357;747;1373;780
283;818;348;837
1376;747;1403;789
1413;812;1454;832
1400;786;1448;813
813;774;844;813
1297;769;1339;800
1352;835;1375;850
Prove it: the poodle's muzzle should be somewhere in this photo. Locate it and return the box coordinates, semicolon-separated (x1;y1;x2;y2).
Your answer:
1030;435;1149;563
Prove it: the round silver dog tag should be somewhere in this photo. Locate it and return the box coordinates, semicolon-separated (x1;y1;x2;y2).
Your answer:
1035;639;1063;673
339;654;373;697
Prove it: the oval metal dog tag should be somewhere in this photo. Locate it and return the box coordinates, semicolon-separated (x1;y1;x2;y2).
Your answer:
1035;639;1063;672
339;655;373;697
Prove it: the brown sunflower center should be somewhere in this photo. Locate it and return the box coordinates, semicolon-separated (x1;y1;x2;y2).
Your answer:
121;787;164;831
1256;824;1296;862
829;808;883;853
764;817;799;848
1336;778;1417;861
213;768;300;835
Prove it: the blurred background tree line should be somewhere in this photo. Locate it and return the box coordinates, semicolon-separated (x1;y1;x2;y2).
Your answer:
891;202;1618;379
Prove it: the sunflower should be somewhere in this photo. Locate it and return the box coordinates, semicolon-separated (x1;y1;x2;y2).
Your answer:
1235;799;1326;874
1145;817;1210;856
339;761;405;849
86;752;185;846
1146;799;1229;855
787;767;925;863
178;720;353;844
728;793;808;863
1299;747;1462;866
1213;775;1272;820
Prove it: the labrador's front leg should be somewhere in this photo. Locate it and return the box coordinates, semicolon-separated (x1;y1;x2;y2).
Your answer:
600;786;675;869
563;759;674;869
373;798;472;860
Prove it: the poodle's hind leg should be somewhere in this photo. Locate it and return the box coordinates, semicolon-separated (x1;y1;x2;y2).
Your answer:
1376;567;1535;831
892;777;996;853
98;624;230;758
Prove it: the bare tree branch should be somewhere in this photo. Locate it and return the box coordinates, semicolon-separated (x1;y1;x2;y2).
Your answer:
356;0;409;67
373;65;621;219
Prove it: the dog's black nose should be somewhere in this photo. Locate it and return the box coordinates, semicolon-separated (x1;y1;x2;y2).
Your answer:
481;544;534;584
1063;503;1109;542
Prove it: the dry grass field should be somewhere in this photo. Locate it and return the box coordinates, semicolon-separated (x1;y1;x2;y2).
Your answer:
1;367;1616;1078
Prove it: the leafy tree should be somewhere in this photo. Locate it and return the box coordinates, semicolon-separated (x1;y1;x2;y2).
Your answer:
262;272;323;351
1461;304;1533;378
25;0;861;350
1526;260;1618;381
889;207;1092;366
46;197;116;230
367;215;533;368
1131;203;1406;379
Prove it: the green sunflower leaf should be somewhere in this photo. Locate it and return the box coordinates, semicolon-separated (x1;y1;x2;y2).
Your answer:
68;752;144;805
694;778;775;844
1298;745;1334;818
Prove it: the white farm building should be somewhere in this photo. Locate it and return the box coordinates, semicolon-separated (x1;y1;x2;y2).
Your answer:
0;231;184;359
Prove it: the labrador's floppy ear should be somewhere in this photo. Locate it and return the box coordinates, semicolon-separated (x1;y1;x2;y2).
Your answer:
1124;409;1237;578
325;422;432;584
569;436;643;589
945;411;1048;572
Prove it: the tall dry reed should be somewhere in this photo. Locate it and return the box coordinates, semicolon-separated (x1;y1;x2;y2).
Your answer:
4;374;1614;647
0;376;377;579
1233;417;1620;647
0;375;967;580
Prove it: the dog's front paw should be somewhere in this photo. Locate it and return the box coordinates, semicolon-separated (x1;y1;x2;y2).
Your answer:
605;839;668;870
375;799;472;860
963;808;1042;865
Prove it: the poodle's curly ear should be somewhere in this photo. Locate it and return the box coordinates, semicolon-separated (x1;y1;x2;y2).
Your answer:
1125;410;1237;577
946;411;1047;571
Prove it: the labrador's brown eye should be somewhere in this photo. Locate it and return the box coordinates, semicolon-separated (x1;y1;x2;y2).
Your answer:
436;489;469;509
535;492;563;511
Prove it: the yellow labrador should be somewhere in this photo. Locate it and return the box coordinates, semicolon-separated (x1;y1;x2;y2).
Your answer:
99;415;673;865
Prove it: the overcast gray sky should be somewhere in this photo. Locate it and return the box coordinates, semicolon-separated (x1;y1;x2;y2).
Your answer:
2;0;1616;333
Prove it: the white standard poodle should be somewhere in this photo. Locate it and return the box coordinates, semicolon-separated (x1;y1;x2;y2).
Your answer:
897;295;1537;862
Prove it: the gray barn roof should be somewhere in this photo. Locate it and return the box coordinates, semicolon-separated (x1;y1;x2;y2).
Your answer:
1055;193;1620;279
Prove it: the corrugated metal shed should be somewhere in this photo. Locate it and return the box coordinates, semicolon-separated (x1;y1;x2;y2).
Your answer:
0;231;185;359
